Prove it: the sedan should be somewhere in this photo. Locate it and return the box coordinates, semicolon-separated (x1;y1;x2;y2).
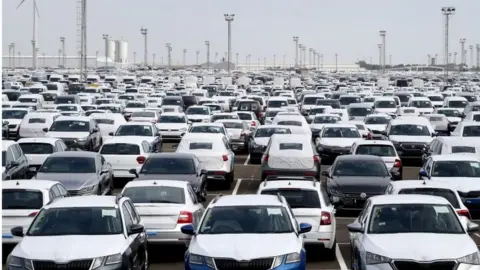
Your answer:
33;151;114;196
110;122;163;152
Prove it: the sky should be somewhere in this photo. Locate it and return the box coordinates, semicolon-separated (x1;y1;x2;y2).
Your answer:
2;0;480;65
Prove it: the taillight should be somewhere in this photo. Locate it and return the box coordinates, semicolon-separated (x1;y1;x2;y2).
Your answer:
320;211;332;225
28;212;38;217
367;133;373;140
251;121;257;126
177;211;193;224
457;209;471;219
263;154;269;162
136;156;146;164
394;159;402;167
313;155;320;163
222;155;229;161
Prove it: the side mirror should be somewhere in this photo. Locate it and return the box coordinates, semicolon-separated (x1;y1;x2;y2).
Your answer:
128;224;145;235
298;223;312;234
419;168;429;179
467;222;480;233
8;161;19;169
108;132;114;136
91;128;99;133
181;224;196;236
347;223;364;233
200;169;208;175
3;121;9;126
42;127;49;133
11;226;24;237
321;171;330;177
129;168;139;178
431;132;438;137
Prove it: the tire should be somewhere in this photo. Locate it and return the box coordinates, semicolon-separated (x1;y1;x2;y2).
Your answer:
142;247;149;270
324;240;336;261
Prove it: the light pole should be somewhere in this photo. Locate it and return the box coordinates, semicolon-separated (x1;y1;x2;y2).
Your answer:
470;45;474;69
102;34;109;68
10;43;16;69
293;36;299;67
309;48;313;69
335;54;338;72
442;7;455;82
379;30;387;72
224;14;235;73
454;52;457;66
205;41;211;70
31;39;37;69
8;44;12;68
320;54;324;70
166;43;172;68
236;53;239;68
196;50;200;65
58;49;62;66
95;51;99;68
302;46;306;68
153;53;156;66
215;52;219;63
449;53;452;64
43;52;46;67
298;44;303;67
378;44;383;68
428;54;431;66
133;52;136;65
60;37;66;66
183;49;187;66
273;54;276;67
312;50;316;69
476;44;480;74
140;27;148;66
17;52;21;67
460;38;466;65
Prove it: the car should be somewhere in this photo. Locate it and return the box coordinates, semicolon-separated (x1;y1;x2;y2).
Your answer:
451;121;480;137
424;137;480;163
322;155;393;210
91;113;127;141
109;122;163;152
33;151;114;196
99;137;152;179
2;120;9;139
17;137;69;176
176;133;235;189
435;107;462;129
187;122;231;141
155;112;189;142
235;111;261;129
55;104;85;116
129;153;208;200
363;113;391;135
348;103;375;121
315;123;363;163
215;119;251;152
185;105;212;123
309;114;341;139
210;112;238;122
261;134;320;181
121;180;205;244
123;101;147;119
424;114;452;135
6;195;148;270
257;177;337;260
273;114;312;137
348;195;480;270
17;111;62;138
350;140;403;180
2;108;31;139
129;110;161;124
264;108;288;124
181;194;311;270
2;180;69;244
248;125;293;164
44;116;103;151
305;106;333;123
2;140;30;181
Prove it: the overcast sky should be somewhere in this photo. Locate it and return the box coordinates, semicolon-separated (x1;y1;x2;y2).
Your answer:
3;0;479;65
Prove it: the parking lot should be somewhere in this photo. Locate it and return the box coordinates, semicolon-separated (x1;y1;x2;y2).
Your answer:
107;143;480;270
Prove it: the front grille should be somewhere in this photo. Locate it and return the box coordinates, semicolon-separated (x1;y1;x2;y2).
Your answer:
466;191;480;198
8;124;17;129
33;259;93;270
214;258;274;270
393;260;456;270
400;143;426;150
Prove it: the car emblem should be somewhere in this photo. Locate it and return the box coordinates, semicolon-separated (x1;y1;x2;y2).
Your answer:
360;193;367;199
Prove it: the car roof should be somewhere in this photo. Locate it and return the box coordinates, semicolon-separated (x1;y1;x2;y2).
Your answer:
47;151;100;158
17;137;61;144
213;194;284;207
55;116;91;122
123;180;189;189
430;153;480;162
148;152;196;159
390;180;457;190
3;180;60;190
46;195;118;208
369;194;450;205
336;154;383;161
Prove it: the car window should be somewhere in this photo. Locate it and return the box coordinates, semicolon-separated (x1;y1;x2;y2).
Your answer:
140;157;196;174
101;144;141;155
19;143;55;155
398;188;460;208
11;145;22;160
141;141;150;153
122;204;134;229
123;186;186;204
56;185;69;196
261;189;321;208
3;189;43;209
333;159;389;177
125;200;140;224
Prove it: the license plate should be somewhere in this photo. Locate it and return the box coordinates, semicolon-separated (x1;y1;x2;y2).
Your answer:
2;234;13;239
466;200;480;204
146;231;157;236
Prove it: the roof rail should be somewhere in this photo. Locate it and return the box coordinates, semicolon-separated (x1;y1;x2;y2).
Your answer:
212;194;223;204
276;192;283;203
115;194;123;204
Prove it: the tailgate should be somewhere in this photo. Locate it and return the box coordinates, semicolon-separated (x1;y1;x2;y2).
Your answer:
292;208;321;231
382;157;396;170
104;155;139;171
135;204;182;230
193;152;224;170
268;153;314;169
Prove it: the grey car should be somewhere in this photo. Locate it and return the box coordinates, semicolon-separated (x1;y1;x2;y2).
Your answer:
33;151;114;196
216;119;251;152
129;152;208;199
322;155;393;210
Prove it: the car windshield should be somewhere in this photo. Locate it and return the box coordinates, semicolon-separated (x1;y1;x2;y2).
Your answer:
368;204;463;234
39;157;96;173
451;146;476;154
49;120;90;132
313;116;339;124
254;128;290;137
432;161;480;177
101;143;140;155
56;106;78;112
2;110;28;119
211;115;238;122
189;142;213;150
376;101;397;108
411;100;432;108
198;205;294;234
309;108;327;115
349;107;373;116
356;145;396;157
27;207;123;236
317;100;340;108
268;100;288;107
365;116;390;125
303;97;322;105
261;189;321;208
462;126;480;137
3;189;43;210
395;95;411;102
398;188;460;208
236;113;252;120
222;122;243;129
190;125;224;134
123;186;185;204
449;100;468;108
116;125;153;136
186;107;209;115
277;120;302;127
339;97;360;105
163;99;182;106
126;103;146;108
322;127;360;138
390;124;430;136
131;111;155;118
140;157;195;174
333;160;388;176
158;116;186;123
19;143;54;154
205;104;222;111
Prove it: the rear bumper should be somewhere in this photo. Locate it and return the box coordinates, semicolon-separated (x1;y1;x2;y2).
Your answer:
146;229;191;244
113;169;135;178
206;171;228;181
303;231;335;249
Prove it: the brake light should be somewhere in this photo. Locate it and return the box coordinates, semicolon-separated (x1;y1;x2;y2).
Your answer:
28;212;38;217
177;211;193;224
320;211;332;225
313;155;320;163
136;156;146;164
367;133;373;140
222;155;229;161
263;154;269;162
251;121;257;126
457;209;471;219
394;159;402;168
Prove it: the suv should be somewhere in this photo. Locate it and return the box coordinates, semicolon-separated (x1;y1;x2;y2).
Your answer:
181;194;311;270
6;195;148;270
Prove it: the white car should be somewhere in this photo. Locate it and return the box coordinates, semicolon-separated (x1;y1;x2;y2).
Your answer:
451;121;480;137
17;137;69;174
2;108;32;139
156;113;189;141
109;122;162;152
185;106;211;123
17;112;61;139
91;113;127;141
315;123;362;160
129;110;160;124
364;113;392;134
55;104;85;117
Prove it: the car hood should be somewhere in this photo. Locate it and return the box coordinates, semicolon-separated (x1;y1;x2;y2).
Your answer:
4;119;22;125
13;235;126;261
124;108;145;113
320;138;360;148
375;108;397;114
365;233;476;260
34;173;98;190
253;137;270;146
430;177;480;193
156;123;187;130
389;135;433;144
45;131;89;139
190;234;300;259
329;176;390;193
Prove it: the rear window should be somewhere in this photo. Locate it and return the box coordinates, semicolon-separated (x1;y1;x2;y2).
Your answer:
356;145;396;156
3;189;43;209
122;186;185;204
261;189;320;208
237;113;252;120
277;121;302;127
451;146;476;154
19;143;54;154
279;143;303;150
189;142;213;150
100;143;140;155
398;188;460;208
28;118;46;124
131;111;155;118
94;119;114;125
473;115;480;122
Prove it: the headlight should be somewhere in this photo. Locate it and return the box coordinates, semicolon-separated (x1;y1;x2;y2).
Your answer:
92;253;122;269
7;255;34;270
458;252;480;265
365;252;392;265
179;127;187;132
285;252;301;263
188;254;215;268
271;255;285;268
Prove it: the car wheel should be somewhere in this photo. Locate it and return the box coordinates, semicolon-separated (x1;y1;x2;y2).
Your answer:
324;240;336;261
227;170;234;182
142;247;149;270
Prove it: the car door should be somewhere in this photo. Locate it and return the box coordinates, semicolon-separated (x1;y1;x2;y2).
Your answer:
354;200;372;264
122;201;146;269
187;184;204;227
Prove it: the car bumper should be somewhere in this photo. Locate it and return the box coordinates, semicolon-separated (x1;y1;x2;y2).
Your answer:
363;263;480;270
186;261;306;270
6;264;126;270
145;229;191;244
230;139;247;151
330;195;372;210
113;169;135;178
206;171;228;181
159;131;184;141
303;231;335;249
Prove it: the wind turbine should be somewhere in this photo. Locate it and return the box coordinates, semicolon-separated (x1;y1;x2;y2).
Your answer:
17;0;40;69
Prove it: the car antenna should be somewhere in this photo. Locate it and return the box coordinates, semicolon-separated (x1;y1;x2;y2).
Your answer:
16;181;19;186
288;181;291;185
422;179;426;185
153;180;157;185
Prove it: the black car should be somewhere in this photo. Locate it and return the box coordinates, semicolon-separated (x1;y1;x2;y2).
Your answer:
162;96;185;109
129;153;207;200
2;141;30;180
322;155;393;210
181;95;199;109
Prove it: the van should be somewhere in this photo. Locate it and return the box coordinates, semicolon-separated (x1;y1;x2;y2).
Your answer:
68;75;80;83
46;82;66;94
49;74;63;82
